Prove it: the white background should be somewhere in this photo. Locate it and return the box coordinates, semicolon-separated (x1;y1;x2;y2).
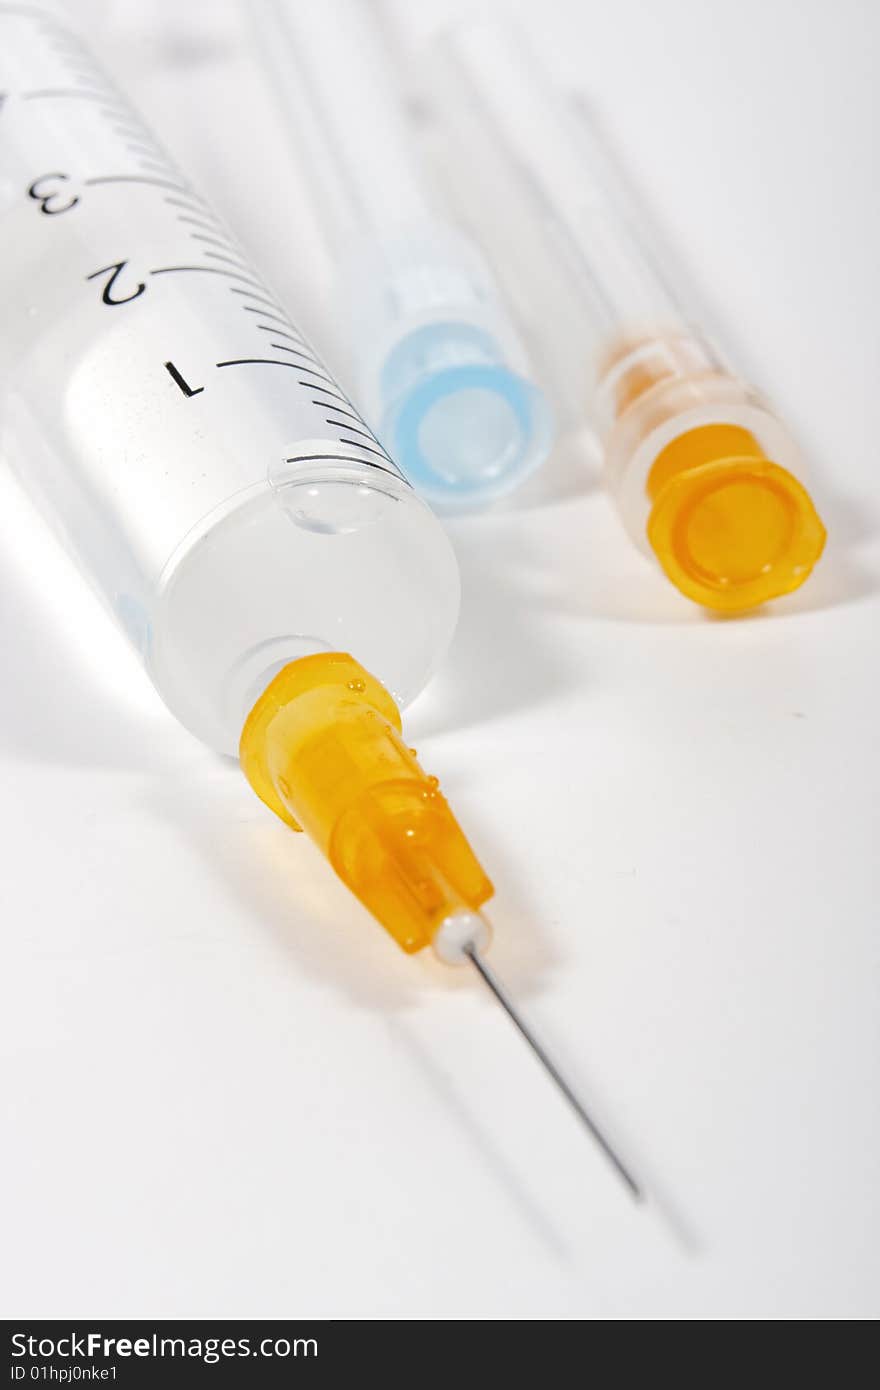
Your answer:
1;0;878;1319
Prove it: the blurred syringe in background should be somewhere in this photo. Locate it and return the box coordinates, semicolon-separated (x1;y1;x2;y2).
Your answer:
422;21;826;612
251;0;553;513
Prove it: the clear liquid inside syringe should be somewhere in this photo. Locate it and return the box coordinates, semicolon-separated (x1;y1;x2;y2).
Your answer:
0;3;459;753
0;4;645;1202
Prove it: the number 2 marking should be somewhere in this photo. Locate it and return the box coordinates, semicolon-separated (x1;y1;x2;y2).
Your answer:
28;172;79;215
86;260;147;306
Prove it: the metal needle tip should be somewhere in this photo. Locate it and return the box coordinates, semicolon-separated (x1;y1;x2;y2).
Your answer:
464;944;643;1201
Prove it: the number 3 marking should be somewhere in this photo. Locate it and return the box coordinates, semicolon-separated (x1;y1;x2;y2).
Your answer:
28;172;79;215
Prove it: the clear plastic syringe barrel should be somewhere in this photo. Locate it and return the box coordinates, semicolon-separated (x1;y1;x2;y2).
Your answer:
251;0;552;512
431;23;826;611
0;4;459;754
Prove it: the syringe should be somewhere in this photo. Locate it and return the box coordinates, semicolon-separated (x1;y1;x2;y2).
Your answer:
0;4;639;1198
250;0;553;513
427;23;827;613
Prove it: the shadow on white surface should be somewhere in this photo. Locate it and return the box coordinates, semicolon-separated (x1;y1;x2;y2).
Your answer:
387;1014;574;1261
536;436;878;629
138;754;560;1014
392;1003;701;1261
407;436;598;740
771;466;880;617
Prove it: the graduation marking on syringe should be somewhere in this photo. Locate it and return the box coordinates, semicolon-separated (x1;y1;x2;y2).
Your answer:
306;383;359;408
149;265;267;291
336;437;393;462
23;86;111;101
229;288;287;312
85;174;193;196
325;420;382;446
279;363;339;387
312;400;364;424
135;157;176;176
202;250;253;273
189;232;240;252
283;451;401;481
151;188;211;212
268;344;322;366
216;358;310;371
127;139;167;159
240;307;293;328
165;203;222;231
255;326;308;346
253;324;304;343
215;360;341;393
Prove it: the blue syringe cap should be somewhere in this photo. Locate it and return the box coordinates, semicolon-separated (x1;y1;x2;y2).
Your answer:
379;322;553;511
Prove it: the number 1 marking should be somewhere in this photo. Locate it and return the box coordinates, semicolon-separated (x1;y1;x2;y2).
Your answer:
164;361;204;397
